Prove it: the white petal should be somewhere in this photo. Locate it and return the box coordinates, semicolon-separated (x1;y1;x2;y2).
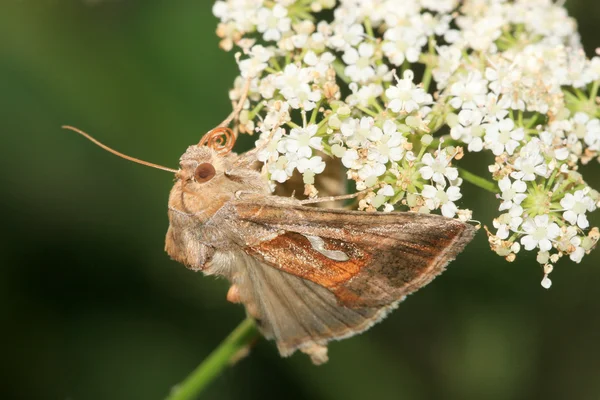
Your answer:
546;223;560;239
446;186;462;201
538;238;552;252
541;275;552;289
521;219;535;234
577;214;589;229
570;247;585;263
534;214;549;227
560;194;575;209
563;210;577;225
496;225;509;239
521;235;537;250
513;180;527;193
445;167;458;181
441;202;457;218
422;185;437;198
419;166;434;180
498;177;511;192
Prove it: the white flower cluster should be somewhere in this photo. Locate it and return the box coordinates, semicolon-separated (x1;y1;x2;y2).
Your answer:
213;0;600;287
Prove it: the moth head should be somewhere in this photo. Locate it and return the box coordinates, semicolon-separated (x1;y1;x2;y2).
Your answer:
176;144;237;187
168;127;268;220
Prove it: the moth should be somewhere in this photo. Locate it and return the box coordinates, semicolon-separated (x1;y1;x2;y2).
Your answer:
64;94;475;365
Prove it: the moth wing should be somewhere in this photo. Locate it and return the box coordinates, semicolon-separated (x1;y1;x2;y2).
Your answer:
231;199;476;308
210;250;400;364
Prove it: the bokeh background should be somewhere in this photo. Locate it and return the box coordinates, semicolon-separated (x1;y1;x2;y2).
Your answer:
1;1;600;399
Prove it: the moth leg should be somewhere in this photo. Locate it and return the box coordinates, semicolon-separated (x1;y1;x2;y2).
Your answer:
167;206;207;218
299;183;387;204
226;285;241;303
300;343;329;365
299;189;369;205
234;190;268;200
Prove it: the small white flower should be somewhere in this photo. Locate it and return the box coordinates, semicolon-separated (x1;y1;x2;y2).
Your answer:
449;71;488;110
520;215;560;252
497;177;527;211
341;116;381;147
275;64;322;111
283;124;322;158
296;156;326;174
493;220;510;240
268;155;296;183
494;207;524;239
422;184;462;218
304;51;336;82
262;101;291;130
378;184;394;197
256;4;291;42
341;148;360;169
511;140;548;181
484;118;524;156
560;189;596;229
583;117;600;151
343;43;376;83
381;26;425;66
367;120;405;165
541;274;552;289
256;127;285;163
328;22;364;50
371;184;395;209
450;109;485;152
482;93;510;121
555;226;587;263
385;70;431;113
357;163;386;182
346;83;384;107
432;45;462;89
419;151;458;186
239;45;272;78
568;236;586;263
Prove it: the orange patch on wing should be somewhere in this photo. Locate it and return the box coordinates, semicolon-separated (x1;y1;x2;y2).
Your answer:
245;232;372;294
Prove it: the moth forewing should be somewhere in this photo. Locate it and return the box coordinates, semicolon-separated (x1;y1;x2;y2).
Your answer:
231;198;476;308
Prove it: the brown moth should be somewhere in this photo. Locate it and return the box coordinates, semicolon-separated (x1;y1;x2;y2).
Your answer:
63;95;476;365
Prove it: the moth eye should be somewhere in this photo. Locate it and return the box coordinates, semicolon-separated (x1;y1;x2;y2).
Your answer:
194;163;216;183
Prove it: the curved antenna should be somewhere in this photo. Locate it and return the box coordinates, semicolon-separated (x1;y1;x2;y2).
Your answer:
62;125;179;174
198;127;235;155
217;78;252;129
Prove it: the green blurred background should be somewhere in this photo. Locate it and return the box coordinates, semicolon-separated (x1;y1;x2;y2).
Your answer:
1;1;600;399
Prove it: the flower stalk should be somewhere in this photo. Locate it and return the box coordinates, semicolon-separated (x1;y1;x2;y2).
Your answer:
165;319;258;400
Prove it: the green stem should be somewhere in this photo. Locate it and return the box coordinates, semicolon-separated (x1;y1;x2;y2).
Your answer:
287;120;302;129
589;80;600;100
422;65;432;93
457;167;499;194
165;319;259;400
332;59;351;84
310;100;322;125
364;17;375;38
356;105;378;118
421;37;435;92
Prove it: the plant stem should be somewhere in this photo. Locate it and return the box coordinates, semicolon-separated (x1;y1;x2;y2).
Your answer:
457;167;499;194
165;319;259;400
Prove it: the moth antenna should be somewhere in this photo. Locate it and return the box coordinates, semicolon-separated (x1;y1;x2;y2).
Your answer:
199;127;235;154
62;125;179;174
217;77;252;130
